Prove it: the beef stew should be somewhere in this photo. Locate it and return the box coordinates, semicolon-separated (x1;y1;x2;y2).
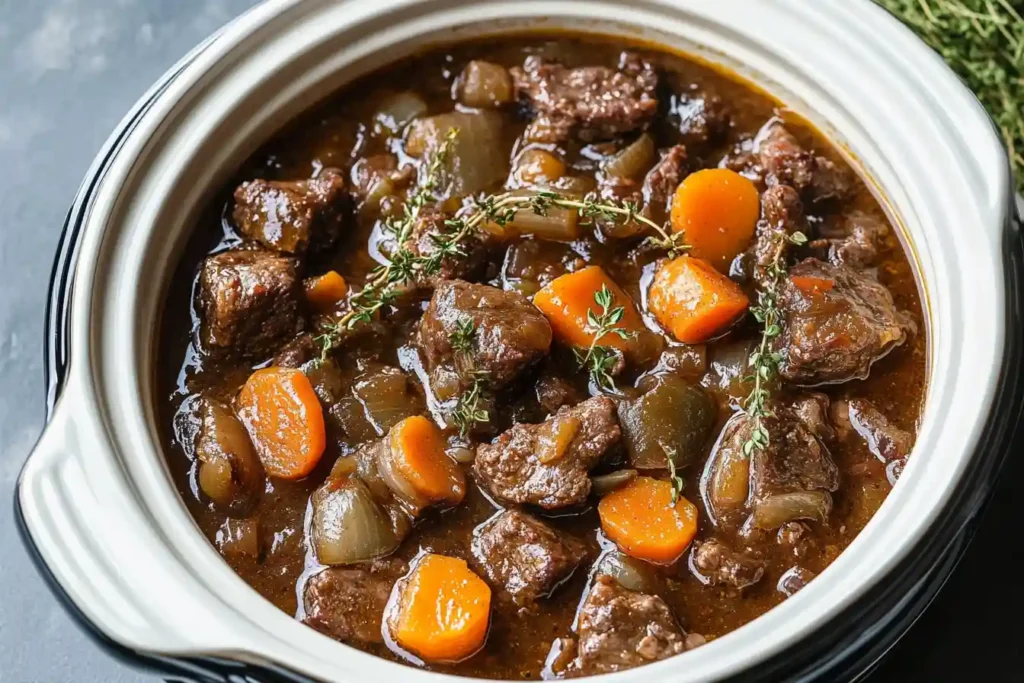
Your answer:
159;35;925;680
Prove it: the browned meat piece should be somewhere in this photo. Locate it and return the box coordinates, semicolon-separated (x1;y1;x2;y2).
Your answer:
811;211;888;269
789;393;835;442
416;280;552;396
757;122;852;203
832;398;912;462
408;208;491;287
199;249;301;358
705;395;839;531
474;396;620;509
777;566;816;596
535;367;582;416
573;576;687;675
689;539;764;590
273;332;318;368
232;168;347;254
777;259;914;385
512;52;659;143
777;521;814;558
471;510;586;606
642;144;688;215
351;154;414;198
671;92;730;148
302;561;404;644
752;184;806;276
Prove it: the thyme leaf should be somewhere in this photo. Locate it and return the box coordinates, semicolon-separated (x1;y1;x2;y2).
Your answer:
575;284;636;392
450;370;491;438
741;230;807;456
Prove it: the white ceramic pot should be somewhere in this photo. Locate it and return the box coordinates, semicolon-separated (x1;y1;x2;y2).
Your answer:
17;1;1023;682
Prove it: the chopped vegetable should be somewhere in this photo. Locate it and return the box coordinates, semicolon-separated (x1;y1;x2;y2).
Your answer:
533;266;646;354
405;111;507;194
195;398;264;514
457;60;513;108
374;91;428;134
603;134;655;179
387;416;466;506
353;365;419;435
390;553;492;662
304;271;348;312
598;476;699;565
617;375;715;470
590;469;638;496
594;550;659;593
486;189;580;241
752;491;832;530
670;168;759;270
648;255;749;344
535;412;582;464
790;274;834;295
512;148;567;186
237;367;326;480
312;474;400;565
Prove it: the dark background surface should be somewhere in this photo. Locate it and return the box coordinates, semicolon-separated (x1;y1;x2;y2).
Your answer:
0;1;1018;681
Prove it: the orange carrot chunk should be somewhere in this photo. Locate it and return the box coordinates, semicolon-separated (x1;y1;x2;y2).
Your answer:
304;270;348;312
648;255;749;344
237;367;326;480
790;275;834;295
670;168;760;272
389;416;466;505
598;476;699;565
533;266;646;352
391;553;492;662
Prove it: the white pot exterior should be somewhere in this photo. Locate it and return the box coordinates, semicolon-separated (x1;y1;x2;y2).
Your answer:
18;1;1017;682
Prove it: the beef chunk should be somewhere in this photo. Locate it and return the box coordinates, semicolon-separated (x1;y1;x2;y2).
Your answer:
273;332;318;368
671;92;730;148
474;396;620;509
757;123;852;203
832;398;912;462
777;566;816;596
689;539;764;590
777;521;814;558
642;145;688;216
199;249;301;358
705;395;839;531
811;211;888;269
535;368;583;416
573;576;687;674
471;510;586;606
302;561;403;644
512;52;658;143
416;280;552;396
405;208;491;287
232;168;347;254
777;259;914;385
752;184;806;278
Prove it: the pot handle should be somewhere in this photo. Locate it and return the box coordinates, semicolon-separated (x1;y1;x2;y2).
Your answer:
16;388;246;661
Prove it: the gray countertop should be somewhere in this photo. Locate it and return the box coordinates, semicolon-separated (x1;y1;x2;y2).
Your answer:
0;1;1018;681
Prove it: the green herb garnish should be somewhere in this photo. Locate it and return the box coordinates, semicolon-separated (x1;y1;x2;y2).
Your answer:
742;231;807;457
451;370;491;438
574;284;637;392
876;0;1023;193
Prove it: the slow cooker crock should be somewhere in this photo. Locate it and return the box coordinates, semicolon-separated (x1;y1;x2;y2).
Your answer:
16;1;1024;682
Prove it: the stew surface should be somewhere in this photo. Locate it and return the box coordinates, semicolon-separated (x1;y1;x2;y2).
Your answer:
159;35;926;680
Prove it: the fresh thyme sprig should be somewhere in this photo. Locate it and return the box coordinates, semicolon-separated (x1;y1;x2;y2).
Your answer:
875;0;1023;193
741;230;808;457
662;444;685;507
573;284;637;392
450;316;477;355
450;370;491;438
316;129;460;361
466;190;688;257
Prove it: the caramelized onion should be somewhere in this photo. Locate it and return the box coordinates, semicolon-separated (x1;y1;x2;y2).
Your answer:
375;91;428;133
603;134;655;179
312;475;400;565
752;492;832;530
590;469;638;496
595;551;659;593
353;366;418;435
535;413;581;464
195;399;264;515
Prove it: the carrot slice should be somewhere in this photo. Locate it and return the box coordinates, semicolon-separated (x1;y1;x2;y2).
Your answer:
670;168;760;271
304;270;348;312
598;476;699;565
533;266;646;352
389;416;466;505
391;553;492;662
237;367;326;479
648;255;749;344
790;275;834;295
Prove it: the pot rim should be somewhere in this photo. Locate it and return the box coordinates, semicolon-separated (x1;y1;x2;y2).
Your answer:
17;1;1023;682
